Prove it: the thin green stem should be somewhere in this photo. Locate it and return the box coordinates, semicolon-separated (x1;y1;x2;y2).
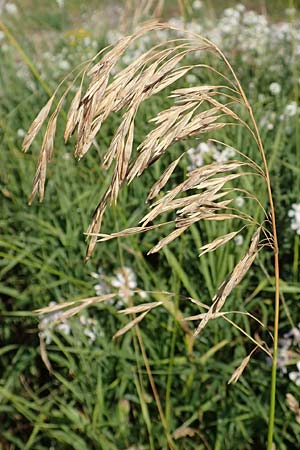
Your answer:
0;19;52;97
135;326;177;450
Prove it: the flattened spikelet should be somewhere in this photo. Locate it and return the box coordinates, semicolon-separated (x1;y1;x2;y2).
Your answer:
64;86;82;142
228;353;252;384
199;230;242;257
147;155;183;201
113;310;149;339
194;227;261;336
119;301;163;315
23;95;55;152
148;226;189;254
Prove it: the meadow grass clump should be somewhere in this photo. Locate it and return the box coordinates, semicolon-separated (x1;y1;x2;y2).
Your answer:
23;21;280;449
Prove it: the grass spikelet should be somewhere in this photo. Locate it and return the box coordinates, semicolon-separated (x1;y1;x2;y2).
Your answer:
64;86;82;142
228;347;257;384
194;227;261;336
113;310;149;340
119;302;163;315
147;155;183;201
198;229;243;257
286;394;300;424
22;95;55;153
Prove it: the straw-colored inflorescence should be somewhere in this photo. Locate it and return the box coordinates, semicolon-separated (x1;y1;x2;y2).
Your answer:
24;22;280;449
23;20;273;332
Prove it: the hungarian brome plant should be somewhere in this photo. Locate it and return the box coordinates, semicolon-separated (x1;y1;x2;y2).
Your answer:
23;22;280;449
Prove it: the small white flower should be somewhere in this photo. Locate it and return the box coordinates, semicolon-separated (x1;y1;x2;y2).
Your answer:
84;328;97;343
95;280;109;296
62;152;71;161
288;203;300;234
92;267;110;296
57;321;71;336
260;114;274;131
234;234;244;246
235;196;245;208
197;142;211;153
213;147;234;163
58;60;70;71
187;147;203;170
0;31;5;42
269;82;281;96
39;301;70;344
285;101;298;117
56;0;64;7
224;8;240;20
17;128;26;138
289;361;300;386
111;267;137;304
223;146;235;158
236;4;246;13
4;2;18;14
186;73;197;85
79;315;102;343
193;0;203;10
138;290;148;300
